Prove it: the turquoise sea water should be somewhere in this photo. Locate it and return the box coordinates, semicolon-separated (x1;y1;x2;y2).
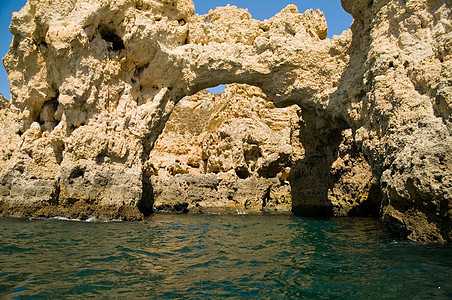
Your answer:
1;214;451;299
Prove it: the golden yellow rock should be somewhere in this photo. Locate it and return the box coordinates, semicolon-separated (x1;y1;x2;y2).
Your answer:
0;0;450;241
149;84;301;213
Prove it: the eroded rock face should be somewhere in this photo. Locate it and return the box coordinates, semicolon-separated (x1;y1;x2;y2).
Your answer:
148;84;301;213
341;0;452;242
0;0;450;241
1;0;344;220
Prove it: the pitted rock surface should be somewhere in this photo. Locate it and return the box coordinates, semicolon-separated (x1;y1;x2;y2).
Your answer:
0;0;450;241
148;84;302;213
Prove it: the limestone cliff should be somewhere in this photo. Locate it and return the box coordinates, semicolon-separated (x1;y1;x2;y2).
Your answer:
341;0;452;242
0;0;450;241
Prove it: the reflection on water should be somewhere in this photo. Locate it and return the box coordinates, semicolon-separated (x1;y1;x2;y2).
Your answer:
1;214;451;298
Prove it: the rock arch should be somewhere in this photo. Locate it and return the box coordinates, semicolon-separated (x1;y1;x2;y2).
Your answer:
0;0;450;241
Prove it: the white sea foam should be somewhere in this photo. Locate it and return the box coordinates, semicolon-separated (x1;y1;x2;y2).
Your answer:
51;216;103;222
51;216;82;222
153;207;173;213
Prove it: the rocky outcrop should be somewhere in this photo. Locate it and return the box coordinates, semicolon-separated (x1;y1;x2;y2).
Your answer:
148;84;379;215
341;0;452;242
148;84;301;213
0;0;450;241
1;0;344;221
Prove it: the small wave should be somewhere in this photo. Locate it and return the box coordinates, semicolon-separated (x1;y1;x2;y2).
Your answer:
152;207;174;213
51;216;106;223
51;216;82;222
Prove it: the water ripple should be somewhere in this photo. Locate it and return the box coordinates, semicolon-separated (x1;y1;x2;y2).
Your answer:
0;215;451;298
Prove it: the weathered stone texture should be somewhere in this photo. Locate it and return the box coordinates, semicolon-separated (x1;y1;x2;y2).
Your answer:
341;0;452;242
0;0;450;241
148;84;300;213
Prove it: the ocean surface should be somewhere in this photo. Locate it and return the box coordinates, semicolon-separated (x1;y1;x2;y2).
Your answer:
1;214;451;299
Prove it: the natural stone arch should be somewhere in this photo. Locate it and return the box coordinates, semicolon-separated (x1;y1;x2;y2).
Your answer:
0;0;450;241
1;0;346;216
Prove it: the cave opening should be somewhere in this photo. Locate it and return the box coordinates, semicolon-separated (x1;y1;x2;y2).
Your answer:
99;25;125;51
143;75;381;218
